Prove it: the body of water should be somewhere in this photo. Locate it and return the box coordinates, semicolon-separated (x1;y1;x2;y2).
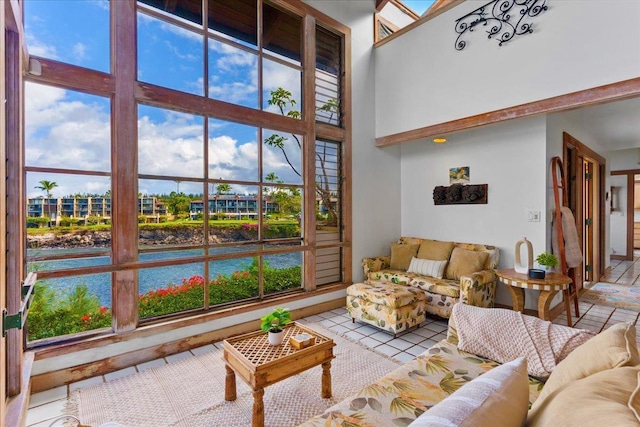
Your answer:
28;248;302;307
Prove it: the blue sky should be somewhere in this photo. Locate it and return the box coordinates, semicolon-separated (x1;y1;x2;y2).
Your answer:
24;0;303;200
402;1;436;16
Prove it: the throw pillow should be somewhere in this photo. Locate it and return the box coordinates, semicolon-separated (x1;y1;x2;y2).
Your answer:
408;357;529;427
407;257;447;279
416;239;455;261
389;243;419;270
533;322;639;405
527;366;640;426
445;247;489;280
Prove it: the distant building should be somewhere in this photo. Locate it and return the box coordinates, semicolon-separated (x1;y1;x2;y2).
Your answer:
27;196;166;224
189;194;279;219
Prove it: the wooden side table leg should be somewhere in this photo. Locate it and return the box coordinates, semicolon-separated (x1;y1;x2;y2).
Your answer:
321;361;332;398
506;286;525;312
224;365;236;401
252;388;265;427
538;290;558;321
563;289;573;327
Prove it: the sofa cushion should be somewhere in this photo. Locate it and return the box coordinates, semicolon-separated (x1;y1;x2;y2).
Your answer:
408;357;529;427
367;270;461;298
407;257;447;279
445;248;489;280
390;243;420;270
417;239;455;261
454;243;500;269
534;322;639;403
527;366;640;427
298;339;545;427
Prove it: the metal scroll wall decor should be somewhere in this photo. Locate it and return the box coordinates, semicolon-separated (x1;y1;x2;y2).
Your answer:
454;0;548;51
433;184;488;205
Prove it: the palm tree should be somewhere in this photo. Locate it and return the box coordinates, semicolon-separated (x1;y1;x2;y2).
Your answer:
35;180;58;228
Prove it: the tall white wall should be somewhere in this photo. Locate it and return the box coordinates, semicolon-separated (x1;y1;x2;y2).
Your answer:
375;0;640;138
304;0;401;282
400;116;548;308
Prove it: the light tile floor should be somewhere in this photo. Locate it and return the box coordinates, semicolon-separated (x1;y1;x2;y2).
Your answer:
26;303;640;426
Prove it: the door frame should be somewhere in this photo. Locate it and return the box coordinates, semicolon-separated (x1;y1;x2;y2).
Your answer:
610;169;640;261
563;132;606;286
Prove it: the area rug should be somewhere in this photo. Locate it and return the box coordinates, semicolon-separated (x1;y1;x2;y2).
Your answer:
68;323;403;427
580;282;640;311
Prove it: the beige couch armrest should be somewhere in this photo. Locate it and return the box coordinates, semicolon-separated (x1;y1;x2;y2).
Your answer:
362;256;391;277
459;270;498;308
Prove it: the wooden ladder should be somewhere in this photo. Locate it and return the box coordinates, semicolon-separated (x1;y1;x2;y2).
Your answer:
551;156;580;322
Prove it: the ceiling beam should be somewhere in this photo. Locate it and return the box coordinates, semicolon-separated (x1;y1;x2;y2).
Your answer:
375;0;390;12
375;77;640;148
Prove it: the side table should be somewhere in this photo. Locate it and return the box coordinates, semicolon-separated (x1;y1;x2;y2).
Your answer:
496;269;574;327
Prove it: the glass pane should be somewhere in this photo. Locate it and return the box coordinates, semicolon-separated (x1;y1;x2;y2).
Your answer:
209;256;259;305
262;59;301;116
208;186;260;241
208;119;259;182
263;129;302;185
138;180;204;248
316;140;341;229
263;185;302;239
25;83;111;172
208;39;258;108
24;0;110;72
138;0;203;27
26;172;112;253
262;3;301;64
138;105;205;178
137;11;204;95
316;26;341;126
27;273;112;341
139;263;205;319
263;250;302;296
208;0;258;48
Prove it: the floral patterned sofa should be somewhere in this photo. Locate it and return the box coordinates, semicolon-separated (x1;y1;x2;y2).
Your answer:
299;309;640;427
347;237;499;335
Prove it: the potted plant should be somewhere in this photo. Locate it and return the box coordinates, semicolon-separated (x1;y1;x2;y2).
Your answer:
536;252;559;271
260;307;292;346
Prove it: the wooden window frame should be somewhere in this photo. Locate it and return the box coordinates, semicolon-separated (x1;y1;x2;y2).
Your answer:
21;0;352;348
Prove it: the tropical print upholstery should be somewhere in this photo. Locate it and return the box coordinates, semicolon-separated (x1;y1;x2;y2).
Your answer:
356;238;499;328
298;339;544;427
347;282;427;334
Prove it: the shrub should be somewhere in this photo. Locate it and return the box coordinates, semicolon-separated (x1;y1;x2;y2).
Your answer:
59;216;81;227
86;216;103;225
27;217;50;228
27;282;111;341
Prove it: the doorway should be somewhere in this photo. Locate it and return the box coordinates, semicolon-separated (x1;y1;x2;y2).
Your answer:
564;132;606;290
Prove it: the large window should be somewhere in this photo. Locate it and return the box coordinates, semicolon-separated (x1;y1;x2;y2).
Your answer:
23;0;349;344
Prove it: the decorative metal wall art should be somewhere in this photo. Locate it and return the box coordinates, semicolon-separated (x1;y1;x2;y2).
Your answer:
433;184;488;205
455;0;548;51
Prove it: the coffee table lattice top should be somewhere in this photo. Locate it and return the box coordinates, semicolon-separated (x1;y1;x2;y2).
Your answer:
224;323;332;367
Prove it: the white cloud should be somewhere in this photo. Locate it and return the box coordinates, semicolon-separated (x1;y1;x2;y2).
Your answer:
209;82;257;104
25;32;59;59
72;42;87;60
25;83;111;173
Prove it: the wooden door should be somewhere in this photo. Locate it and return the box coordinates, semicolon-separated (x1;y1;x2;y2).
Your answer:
563;132;605;286
583;159;595;283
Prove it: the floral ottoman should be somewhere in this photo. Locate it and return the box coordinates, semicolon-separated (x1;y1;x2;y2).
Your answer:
346;282;427;337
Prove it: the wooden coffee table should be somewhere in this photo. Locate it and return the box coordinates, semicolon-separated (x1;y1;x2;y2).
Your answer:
223;322;335;427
